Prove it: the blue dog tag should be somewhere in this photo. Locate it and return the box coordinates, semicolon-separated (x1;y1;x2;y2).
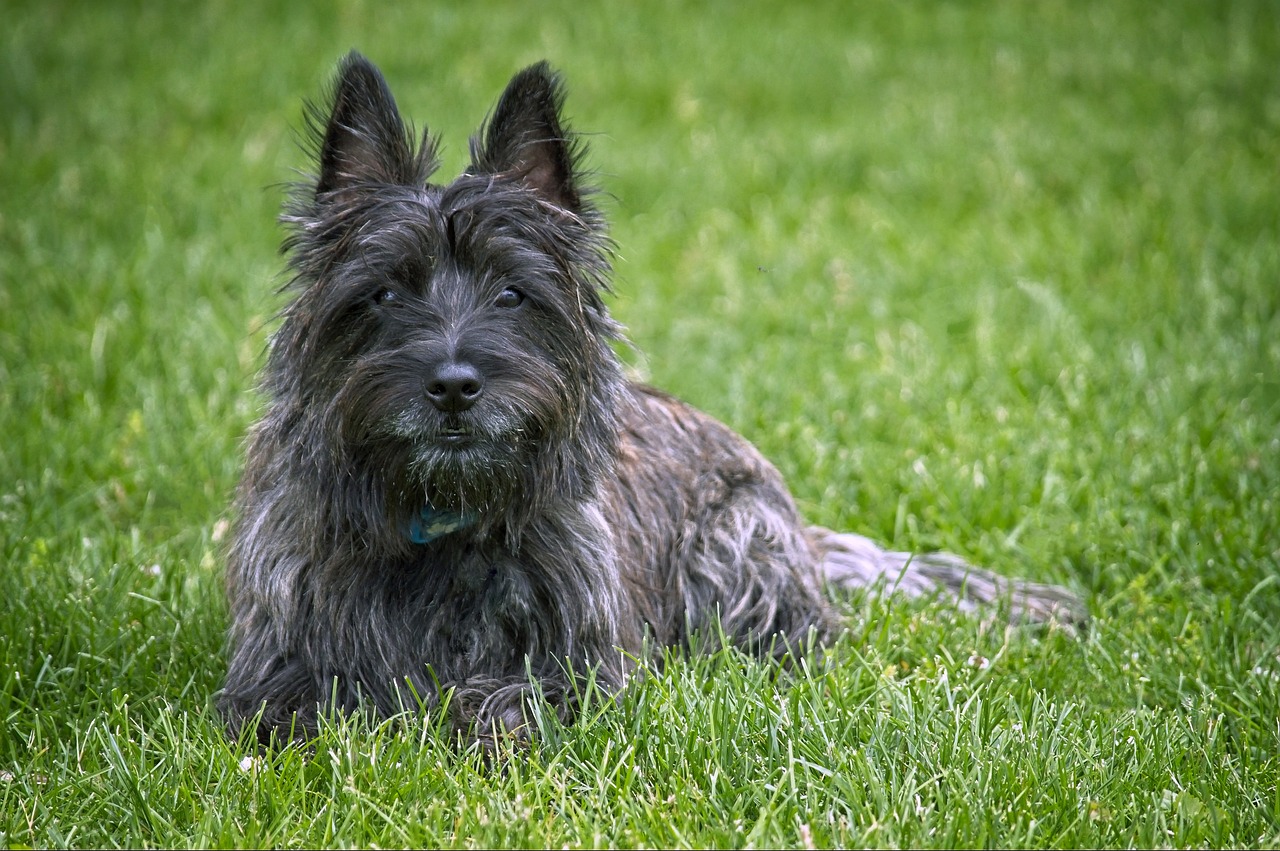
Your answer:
407;506;476;544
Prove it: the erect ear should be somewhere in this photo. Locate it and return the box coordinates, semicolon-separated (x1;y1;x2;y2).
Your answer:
468;62;584;212
310;51;438;200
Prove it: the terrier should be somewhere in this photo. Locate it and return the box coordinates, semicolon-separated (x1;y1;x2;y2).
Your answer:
219;53;1083;744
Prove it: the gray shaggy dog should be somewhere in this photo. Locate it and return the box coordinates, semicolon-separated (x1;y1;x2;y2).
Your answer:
219;53;1084;745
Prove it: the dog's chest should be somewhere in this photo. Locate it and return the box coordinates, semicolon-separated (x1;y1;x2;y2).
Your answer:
398;547;537;668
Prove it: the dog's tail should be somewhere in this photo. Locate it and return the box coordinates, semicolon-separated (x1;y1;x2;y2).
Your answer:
810;526;1087;625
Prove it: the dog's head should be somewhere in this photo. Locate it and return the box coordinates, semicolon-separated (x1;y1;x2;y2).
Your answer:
268;54;623;526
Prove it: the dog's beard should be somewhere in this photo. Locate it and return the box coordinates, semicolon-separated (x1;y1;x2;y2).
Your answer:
382;402;532;517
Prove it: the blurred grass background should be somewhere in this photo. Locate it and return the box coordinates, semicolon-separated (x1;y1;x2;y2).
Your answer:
2;1;1278;847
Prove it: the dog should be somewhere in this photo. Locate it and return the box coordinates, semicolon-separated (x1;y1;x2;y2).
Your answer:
218;52;1084;745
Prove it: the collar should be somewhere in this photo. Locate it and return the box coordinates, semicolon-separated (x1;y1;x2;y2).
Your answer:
408;505;476;544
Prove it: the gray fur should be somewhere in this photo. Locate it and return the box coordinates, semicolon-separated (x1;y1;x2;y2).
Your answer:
219;53;1084;746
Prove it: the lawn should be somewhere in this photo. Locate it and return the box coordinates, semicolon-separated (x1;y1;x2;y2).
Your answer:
2;0;1278;847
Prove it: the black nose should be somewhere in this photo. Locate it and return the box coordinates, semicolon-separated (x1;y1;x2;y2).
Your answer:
425;360;485;413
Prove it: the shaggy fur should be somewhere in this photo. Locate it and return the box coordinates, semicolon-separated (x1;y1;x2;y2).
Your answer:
219;53;1084;745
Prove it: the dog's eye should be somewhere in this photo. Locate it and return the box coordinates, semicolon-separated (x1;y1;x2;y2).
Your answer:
375;288;397;305
494;287;525;309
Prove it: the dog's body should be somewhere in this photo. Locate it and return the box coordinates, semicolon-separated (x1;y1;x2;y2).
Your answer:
219;54;1082;744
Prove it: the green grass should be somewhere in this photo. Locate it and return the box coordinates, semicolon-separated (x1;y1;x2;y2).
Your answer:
3;0;1278;847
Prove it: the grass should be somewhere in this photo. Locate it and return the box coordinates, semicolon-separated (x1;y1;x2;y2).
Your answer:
2;0;1278;846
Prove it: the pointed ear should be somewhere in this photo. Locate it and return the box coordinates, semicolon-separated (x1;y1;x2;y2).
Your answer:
469;62;584;211
310;51;437;200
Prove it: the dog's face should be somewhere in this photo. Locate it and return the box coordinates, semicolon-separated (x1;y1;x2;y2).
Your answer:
269;56;622;518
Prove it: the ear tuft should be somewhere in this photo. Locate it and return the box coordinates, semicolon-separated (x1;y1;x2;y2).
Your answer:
469;62;585;211
309;51;438;201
